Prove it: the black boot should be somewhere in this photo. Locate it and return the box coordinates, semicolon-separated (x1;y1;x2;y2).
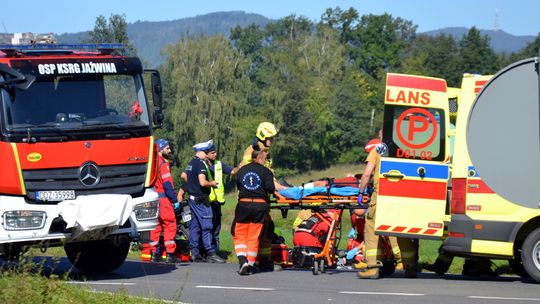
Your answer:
237;256;249;275
423;255;452;275
192;255;206;263
151;251;162;263
165;253;177;264
258;257;279;272
206;253;225;263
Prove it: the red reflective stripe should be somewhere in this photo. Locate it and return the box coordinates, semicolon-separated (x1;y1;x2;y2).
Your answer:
379;178;447;200
377;225;391;231
387;74;446;92
474;80;488;93
475;80;488;86
448;232;465;238
392;226;406;232
408;227;422;233
467;179;494;194
424;229;438;235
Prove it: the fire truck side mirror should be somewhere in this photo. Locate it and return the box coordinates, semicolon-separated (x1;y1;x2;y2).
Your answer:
149;71;162;108
145;69;164;128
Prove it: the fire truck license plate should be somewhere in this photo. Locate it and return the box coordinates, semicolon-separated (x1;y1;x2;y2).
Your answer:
36;190;76;202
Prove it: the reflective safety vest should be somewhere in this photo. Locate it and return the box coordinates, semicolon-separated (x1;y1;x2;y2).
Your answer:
208;160;225;203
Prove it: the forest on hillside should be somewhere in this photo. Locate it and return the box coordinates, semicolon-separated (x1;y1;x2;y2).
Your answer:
88;8;540;183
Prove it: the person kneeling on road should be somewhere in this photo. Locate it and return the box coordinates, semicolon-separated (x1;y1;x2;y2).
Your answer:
233;146;275;275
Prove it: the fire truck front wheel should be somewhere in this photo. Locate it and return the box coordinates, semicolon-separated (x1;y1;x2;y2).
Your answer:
521;227;540;283
64;237;130;274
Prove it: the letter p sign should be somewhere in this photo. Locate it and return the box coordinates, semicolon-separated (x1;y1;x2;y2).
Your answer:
408;116;429;140
396;108;438;149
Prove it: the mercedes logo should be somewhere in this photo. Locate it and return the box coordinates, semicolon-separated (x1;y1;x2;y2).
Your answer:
79;162;101;187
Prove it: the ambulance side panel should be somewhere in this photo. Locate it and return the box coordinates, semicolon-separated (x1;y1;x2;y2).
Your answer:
444;68;540;259
376;73;450;239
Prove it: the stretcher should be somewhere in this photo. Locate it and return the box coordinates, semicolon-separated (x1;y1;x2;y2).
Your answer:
270;182;368;275
272;182;364;210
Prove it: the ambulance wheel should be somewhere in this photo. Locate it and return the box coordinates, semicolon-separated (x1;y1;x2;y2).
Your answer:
65;237;130;274
509;258;529;278
509;244;530;278
521;228;540;283
380;260;396;277
319;259;326;273
312;259;320;275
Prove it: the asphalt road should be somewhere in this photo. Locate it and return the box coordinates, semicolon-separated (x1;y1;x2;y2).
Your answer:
37;257;540;304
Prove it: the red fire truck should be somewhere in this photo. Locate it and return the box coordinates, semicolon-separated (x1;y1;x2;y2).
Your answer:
0;34;162;273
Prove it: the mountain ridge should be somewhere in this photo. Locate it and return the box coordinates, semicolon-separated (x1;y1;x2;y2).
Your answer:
56;11;536;68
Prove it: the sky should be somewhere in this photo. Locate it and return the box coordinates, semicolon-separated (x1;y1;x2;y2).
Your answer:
1;0;539;37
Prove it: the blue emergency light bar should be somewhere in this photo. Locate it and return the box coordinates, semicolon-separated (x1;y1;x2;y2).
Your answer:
0;43;124;50
0;43;125;55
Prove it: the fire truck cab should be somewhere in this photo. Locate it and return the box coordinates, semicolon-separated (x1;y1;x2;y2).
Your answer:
0;34;162;273
375;62;540;283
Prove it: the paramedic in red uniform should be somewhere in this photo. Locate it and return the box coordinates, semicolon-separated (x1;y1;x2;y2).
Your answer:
233;146;275;275
293;211;336;249
149;139;179;263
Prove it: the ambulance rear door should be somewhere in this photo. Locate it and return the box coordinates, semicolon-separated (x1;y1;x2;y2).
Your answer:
375;73;450;239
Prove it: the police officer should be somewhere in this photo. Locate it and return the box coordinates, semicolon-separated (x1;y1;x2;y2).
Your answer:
184;140;225;263
233;146;275;275
149;139;179;263
205;141;238;252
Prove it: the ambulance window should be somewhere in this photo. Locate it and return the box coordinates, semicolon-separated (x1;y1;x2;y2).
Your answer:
382;105;446;162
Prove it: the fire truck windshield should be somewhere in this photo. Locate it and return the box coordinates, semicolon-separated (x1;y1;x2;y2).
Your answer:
1;73;151;141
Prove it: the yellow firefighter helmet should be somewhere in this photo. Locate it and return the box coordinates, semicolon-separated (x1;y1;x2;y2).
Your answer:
256;122;278;141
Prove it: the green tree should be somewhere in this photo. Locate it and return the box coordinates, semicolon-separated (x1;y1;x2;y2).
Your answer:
458;27;500;75
348;13;417;80
331;68;382;163
401;34;461;86
87;14;136;56
319;6;359;43
230;24;264;58
162;35;251;171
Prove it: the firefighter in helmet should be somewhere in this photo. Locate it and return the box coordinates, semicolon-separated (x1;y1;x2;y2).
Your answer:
357;130;417;279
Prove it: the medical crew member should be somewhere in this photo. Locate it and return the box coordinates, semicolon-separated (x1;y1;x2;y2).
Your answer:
184;140;224;263
357;132;417;279
354;139;404;272
149;139;179;263
239;122;287;271
293;210;336;249
233;147;275;275
205;141;238;251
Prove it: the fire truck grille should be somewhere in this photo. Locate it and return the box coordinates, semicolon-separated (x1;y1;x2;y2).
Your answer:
22;163;148;202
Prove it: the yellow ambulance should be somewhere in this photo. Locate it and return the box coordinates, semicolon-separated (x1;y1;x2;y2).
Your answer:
375;58;540;283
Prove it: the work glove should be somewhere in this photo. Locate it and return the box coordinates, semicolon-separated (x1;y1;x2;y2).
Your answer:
357;193;369;208
357;190;370;208
356;193;364;205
